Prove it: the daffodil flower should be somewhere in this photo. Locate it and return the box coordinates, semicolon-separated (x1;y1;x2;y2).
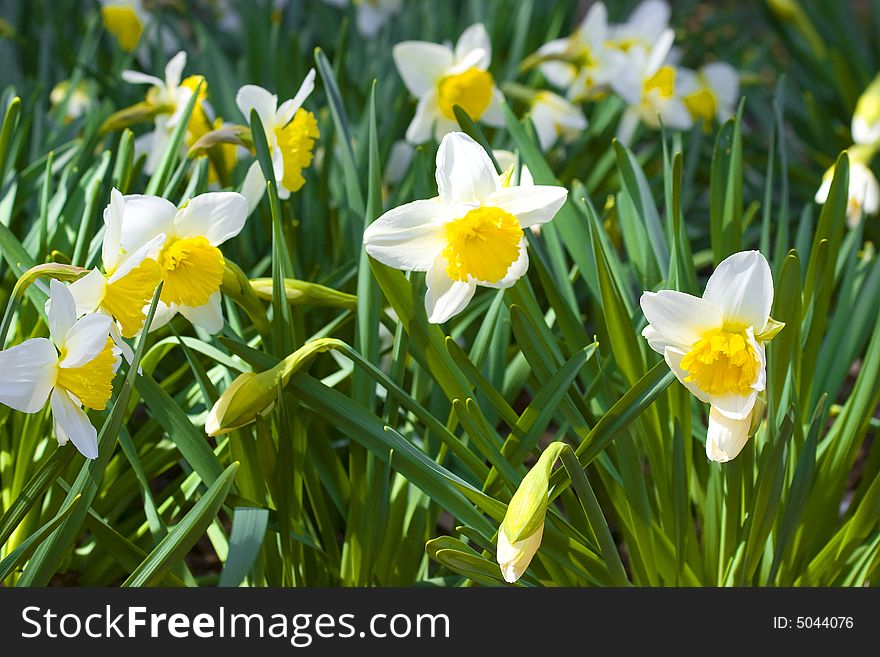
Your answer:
529;91;588;151
66;189;162;363
236;70;319;207
815;158;880;228
606;0;671;51
0;280;121;459
116;191;249;334
677;62;739;128
610;29;692;145
852;72;880;145
322;0;402;37
393;23;505;144
640;251;782;462
122;51;212;175
50;80;92;123
534;3;625;102
363;132;567;323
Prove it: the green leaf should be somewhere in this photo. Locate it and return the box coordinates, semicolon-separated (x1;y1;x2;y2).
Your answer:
123;462;239;587
219;507;269;587
0;495;80;581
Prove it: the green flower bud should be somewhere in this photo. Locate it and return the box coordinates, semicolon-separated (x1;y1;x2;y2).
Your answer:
497;442;565;583
205;338;344;436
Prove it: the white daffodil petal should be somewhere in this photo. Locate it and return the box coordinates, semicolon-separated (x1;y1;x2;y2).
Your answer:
118;194;177;254
455;23;491;69
659;98;693;130
0;338;58;413
178;292;224;334
642;325;679;353
51;389;98;459
164;51;187;89
276;68;316;126
68;269;107;316
240;160;267;216
484;185;568;228
435;132;499;204
145;300;177;333
356;2;388;37
853;115;880;146
703;61;739;107
174;191;248;245
537;39;576;89
623;0;671;44
706;406;752;463
703;250;773;332
425;256;477;324
120;70;163;87
480;237;529;289
432;115;460;144
102;188;125;272
236;84;278;131
664;346;711;404
393;42;453;97
405;93;438;147
640;290;722;352
480;87;506;127
107;233;164;284
48;279;78;346
707;388;757;422
363;199;447;272
60;313;113;368
676;67;699;96
646;28;675;76
109;321;135;367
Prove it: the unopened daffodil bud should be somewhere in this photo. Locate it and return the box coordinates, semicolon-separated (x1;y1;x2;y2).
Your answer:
248;278;357;309
853;73;880;146
497;442;566;583
206;338;344;436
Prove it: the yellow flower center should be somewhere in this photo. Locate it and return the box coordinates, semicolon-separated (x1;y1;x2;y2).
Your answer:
680;328;759;396
643;65;676;100
437;67;494;120
442;206;522;283
102;258;161;338
158;236;225;307
101;6;143;52
56;338;118;411
683;87;718;125
274;109;320;193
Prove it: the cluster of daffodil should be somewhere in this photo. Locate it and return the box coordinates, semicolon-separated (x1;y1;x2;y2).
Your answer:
0;183;248;460
98;46;320;212
815;72;880;228
385;1;739;153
